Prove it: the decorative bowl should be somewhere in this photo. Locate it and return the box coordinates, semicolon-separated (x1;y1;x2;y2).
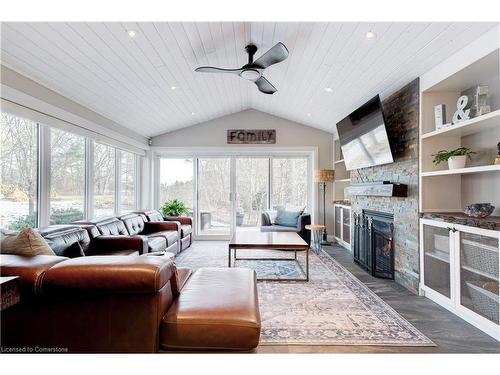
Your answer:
463;203;495;218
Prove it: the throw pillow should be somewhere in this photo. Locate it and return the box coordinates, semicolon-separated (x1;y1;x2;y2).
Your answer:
62;241;86;258
274;209;303;227
285;204;306;214
0;228;55;256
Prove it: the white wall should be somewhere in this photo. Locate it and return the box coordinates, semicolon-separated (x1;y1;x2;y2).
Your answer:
152;109;335;234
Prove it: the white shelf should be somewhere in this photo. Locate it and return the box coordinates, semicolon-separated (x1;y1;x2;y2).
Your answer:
425;251;450;263
335;178;351;183
421;164;500;177
462;265;499;282
334;159;345;164
422;110;500;140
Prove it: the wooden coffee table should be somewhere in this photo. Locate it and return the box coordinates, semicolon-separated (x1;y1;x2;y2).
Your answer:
228;230;310;281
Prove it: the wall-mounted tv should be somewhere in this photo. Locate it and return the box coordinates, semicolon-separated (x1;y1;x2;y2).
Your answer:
336;95;394;171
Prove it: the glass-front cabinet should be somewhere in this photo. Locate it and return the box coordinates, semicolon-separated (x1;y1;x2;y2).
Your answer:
334;203;351;250
458;227;499;325
421;222;452;299
420;219;500;341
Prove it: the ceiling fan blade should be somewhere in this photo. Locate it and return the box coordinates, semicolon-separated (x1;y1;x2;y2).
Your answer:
195;66;242;74
253;42;289;69
254;76;277;94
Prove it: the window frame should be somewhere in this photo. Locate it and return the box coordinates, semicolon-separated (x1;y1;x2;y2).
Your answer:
0;110;141;230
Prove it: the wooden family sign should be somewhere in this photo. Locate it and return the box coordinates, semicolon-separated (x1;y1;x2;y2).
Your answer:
227;129;276;144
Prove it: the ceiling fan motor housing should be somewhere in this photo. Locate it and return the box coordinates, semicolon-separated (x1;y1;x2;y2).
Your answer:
240;69;261;81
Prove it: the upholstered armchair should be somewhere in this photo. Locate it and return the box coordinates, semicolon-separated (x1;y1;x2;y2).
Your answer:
261;211;311;245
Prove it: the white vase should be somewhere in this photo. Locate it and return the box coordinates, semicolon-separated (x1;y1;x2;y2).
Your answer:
448;155;466;169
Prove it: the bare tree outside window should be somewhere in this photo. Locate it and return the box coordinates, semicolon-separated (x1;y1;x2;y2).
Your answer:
93;142;115;217
272;158;308;210
120;151;136;213
0;113;38;230
159;158;193;212
49;128;85;224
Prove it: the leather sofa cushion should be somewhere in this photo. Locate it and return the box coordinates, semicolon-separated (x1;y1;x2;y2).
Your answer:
96;218;129;236
147;236;167;252
145;211;164;222
120;213;145;236
148;231;178;246
180;225;192;237
40;226;90;257
42;256;174;294
0;254;68;297
160;268;261;350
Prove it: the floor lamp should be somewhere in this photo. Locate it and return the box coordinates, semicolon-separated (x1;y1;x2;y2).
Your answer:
315;169;335;245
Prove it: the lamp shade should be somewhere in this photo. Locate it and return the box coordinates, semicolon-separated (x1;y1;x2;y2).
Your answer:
315;169;335;183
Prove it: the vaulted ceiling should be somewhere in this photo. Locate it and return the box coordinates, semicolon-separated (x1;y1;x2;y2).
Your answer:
0;22;497;137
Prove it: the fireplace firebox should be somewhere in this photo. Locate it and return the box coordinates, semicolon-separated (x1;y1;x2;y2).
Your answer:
353;209;394;279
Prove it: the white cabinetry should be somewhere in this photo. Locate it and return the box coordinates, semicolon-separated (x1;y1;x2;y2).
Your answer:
334;203;351;250
420;218;500;340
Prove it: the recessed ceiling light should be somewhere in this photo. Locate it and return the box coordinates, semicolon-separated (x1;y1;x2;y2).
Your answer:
306;113;312;117
191;112;196;116
365;31;376;40
170;85;177;90
127;30;137;38
324;87;333;93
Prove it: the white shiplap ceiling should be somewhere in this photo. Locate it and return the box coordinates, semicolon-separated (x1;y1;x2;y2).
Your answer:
0;22;497;137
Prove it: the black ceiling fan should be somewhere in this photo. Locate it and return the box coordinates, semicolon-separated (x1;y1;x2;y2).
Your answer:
194;42;289;94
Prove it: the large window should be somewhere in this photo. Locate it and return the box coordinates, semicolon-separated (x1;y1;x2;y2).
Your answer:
159;158;193;211
272;157;308;210
93;143;116;217
50;128;85;224
1;108;142;230
120;150;137;213
0;113;38;231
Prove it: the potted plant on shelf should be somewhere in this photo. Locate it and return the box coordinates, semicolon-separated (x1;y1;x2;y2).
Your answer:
162;199;189;217
432;147;476;170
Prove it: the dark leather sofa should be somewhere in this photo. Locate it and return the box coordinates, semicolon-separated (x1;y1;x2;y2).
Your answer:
138;210;193;251
0;254;261;352
75;215;180;255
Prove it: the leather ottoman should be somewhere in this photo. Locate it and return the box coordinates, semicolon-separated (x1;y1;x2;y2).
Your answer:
160;267;261;351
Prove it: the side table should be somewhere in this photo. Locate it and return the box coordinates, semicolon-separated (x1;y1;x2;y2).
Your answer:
1;276;20;311
305;224;325;255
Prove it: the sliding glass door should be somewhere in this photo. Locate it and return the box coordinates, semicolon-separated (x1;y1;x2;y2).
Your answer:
158;154;311;239
235;157;269;228
197;158;232;237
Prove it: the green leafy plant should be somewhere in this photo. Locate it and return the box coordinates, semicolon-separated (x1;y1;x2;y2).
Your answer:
162;199;189;217
432;147;476;165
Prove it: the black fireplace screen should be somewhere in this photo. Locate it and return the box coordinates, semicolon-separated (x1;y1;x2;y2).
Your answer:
353;210;394;279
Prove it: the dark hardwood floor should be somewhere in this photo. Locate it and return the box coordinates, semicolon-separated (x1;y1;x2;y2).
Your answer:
257;243;500;354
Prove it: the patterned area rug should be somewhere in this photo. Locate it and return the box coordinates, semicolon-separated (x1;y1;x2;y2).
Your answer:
175;241;434;346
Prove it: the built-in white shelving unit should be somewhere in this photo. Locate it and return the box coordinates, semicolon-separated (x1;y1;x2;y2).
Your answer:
333;139;352;250
333;139;351;202
420;48;500;216
419;29;500;341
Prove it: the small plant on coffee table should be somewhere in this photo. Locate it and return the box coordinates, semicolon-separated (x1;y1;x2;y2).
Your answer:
432;147;476;165
162;199;189;217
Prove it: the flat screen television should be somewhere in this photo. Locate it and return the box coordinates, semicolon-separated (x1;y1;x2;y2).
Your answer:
336;95;394;171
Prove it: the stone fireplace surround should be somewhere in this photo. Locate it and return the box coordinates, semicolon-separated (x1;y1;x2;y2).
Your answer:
350;78;420;293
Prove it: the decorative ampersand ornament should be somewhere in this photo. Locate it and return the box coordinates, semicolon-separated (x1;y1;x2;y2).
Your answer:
452;95;471;124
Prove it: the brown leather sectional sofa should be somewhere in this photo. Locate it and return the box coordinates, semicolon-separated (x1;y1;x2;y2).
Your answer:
0;254;261;352
1;212;260;352
74;211;193;256
138;210;193;251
